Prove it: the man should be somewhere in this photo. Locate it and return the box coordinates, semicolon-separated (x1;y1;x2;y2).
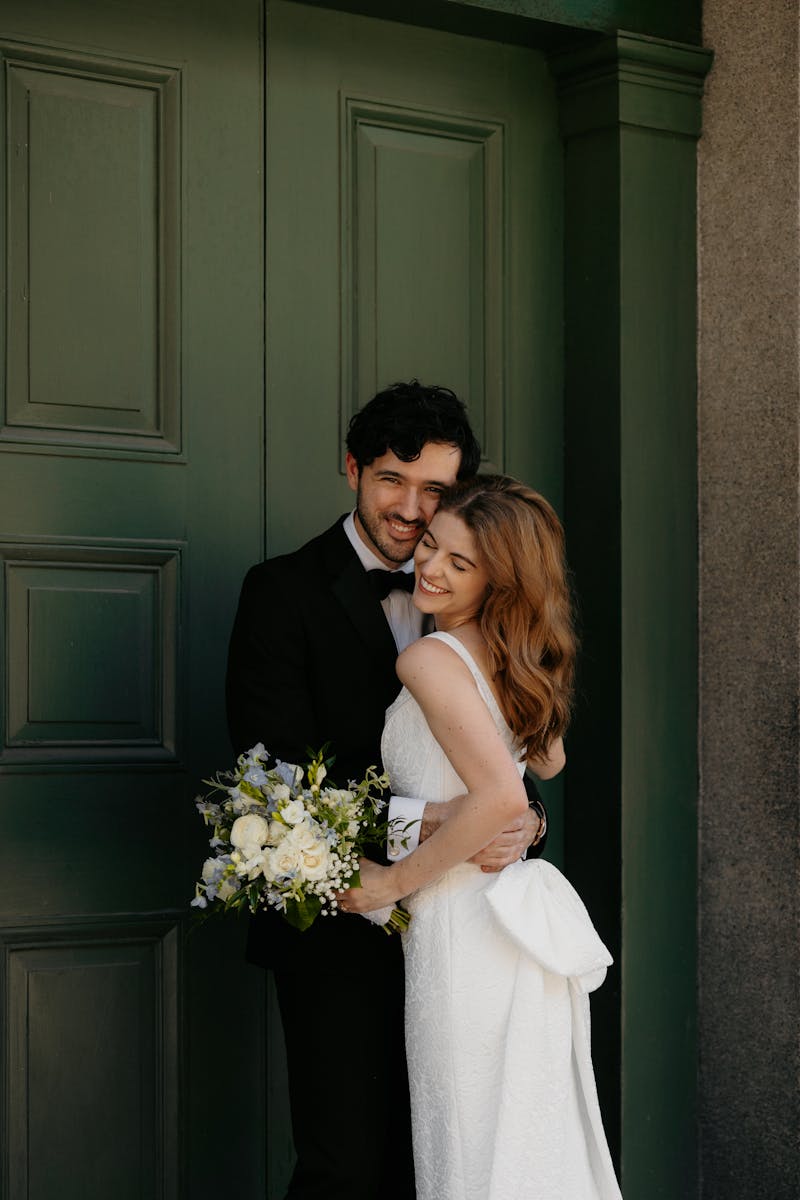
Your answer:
226;382;545;1200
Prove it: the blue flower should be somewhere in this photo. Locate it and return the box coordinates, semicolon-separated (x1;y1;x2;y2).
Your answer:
197;799;222;821
275;759;302;789
202;860;225;886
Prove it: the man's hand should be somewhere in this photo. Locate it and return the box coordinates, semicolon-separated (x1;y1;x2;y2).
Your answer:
469;806;542;872
418;796;461;843
419;797;543;873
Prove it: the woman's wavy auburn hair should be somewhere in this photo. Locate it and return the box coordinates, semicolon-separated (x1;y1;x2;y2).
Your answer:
438;475;577;759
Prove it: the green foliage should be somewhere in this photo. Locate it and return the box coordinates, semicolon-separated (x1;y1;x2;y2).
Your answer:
284;895;323;932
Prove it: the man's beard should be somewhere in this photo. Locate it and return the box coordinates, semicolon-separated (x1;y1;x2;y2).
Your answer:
355;502;424;565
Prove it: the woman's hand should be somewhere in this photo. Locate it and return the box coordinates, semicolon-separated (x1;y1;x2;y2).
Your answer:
337;858;400;913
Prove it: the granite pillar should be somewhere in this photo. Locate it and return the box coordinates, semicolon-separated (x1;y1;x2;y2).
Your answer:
698;2;800;1197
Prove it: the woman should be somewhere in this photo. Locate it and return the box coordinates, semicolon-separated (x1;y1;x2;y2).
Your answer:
341;475;622;1200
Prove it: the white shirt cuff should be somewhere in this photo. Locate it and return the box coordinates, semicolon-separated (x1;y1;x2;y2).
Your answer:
386;795;426;860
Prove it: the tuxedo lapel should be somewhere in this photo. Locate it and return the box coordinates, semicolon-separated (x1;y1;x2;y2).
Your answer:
322;520;399;666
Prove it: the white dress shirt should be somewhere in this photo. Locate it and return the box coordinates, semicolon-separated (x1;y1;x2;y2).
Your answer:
343;511;427;858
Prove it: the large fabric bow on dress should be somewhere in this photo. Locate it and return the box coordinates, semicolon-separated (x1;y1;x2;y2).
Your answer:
485;859;613;993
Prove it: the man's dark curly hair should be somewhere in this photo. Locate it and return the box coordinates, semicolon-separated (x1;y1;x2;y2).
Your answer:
346;380;481;478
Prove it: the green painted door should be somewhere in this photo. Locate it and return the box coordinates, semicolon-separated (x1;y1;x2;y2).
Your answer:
0;1;565;1191
0;2;265;1195
266;0;563;552
264;2;563;1191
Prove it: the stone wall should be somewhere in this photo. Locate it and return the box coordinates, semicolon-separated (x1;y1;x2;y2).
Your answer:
698;3;800;1196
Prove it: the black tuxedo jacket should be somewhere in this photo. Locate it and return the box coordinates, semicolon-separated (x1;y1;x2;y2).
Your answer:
226;516;408;971
227;516;400;783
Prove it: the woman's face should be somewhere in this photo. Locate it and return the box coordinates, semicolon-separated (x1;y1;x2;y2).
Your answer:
413;510;490;630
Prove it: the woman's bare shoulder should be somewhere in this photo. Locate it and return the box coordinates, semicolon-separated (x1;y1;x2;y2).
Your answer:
396;634;471;687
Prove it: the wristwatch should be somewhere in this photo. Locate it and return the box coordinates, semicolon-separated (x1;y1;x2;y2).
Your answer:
530;797;547;847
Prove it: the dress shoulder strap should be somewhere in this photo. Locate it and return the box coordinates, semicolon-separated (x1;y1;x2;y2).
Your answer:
426;631;495;705
425;631;521;756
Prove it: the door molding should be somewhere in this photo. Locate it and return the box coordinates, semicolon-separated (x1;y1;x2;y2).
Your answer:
551;31;711;1197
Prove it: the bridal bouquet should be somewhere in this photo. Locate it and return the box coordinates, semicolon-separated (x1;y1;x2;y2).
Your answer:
190;742;409;934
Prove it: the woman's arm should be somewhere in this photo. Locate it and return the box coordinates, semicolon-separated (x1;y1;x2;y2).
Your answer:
343;638;528;912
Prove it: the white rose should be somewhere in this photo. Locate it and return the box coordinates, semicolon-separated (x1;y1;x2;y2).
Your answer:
268;842;301;878
270;783;291;803
300;843;330;881
230;813;270;859
267;819;286;846
287;822;320;851
279;799;306;825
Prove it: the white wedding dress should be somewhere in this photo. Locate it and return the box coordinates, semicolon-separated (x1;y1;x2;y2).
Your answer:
381;631;622;1200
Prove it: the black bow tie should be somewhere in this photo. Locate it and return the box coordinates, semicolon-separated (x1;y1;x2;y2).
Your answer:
367;568;416;601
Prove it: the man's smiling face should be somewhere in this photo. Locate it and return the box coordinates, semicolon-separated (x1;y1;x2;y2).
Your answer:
345;442;462;568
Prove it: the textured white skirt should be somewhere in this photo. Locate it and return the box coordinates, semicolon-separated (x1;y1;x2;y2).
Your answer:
382;632;622;1200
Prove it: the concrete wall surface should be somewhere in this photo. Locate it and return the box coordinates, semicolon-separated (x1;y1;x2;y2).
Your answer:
698;2;800;1197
